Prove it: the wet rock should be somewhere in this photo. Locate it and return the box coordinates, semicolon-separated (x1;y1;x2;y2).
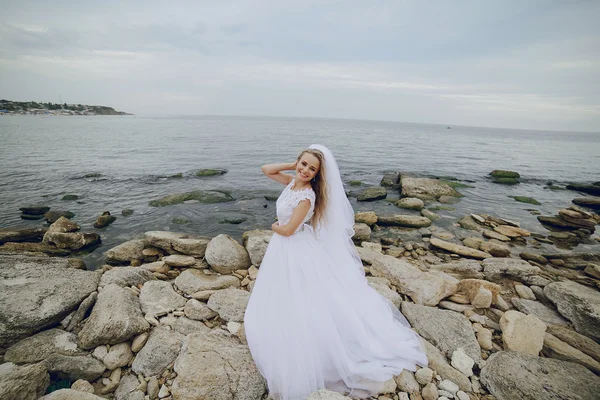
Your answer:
242;230;273;266
378;215;432;228
0;255;100;347
78;284;149;349
205;234;251;274
149;190;234;206
572;197;600;210
357;186;387;201
93;211;116;228
396;197;424;210
0;227;46;244
20;205;51;215
401;177;460;200
44;211;75;223
402;302;481;363
480;351;600;400
105;239;145;263
196;168;228;177
544;281;600;341
172;330;266;400
355;211;378;226
0;362;49;400
566;183;600;196
380;173;400;188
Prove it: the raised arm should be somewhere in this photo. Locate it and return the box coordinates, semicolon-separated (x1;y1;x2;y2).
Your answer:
271;199;311;237
261;161;296;185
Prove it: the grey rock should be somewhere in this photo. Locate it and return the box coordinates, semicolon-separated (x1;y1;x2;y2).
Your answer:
114;374;140;400
5;328;84;363
428;259;484;279
421;340;471;392
160;315;211;336
482;257;542;281
400;177;460;200
174;269;240;294
172;330;266;400
510;298;569;326
357;186;387;201
0;362;49;400
242;230;273;266
144;231;210;257
545;281;600;341
0;255;100;347
402;302;481;363
99;266;155;288
139;280;187;317
205;234;251;274
0;227;46;244
207;288;251;322
66;291;98;331
40;389;106;400
185;299;218;320
78;284;149;349
480;351;600;400
105;239;145;263
45;353;106;381
132;327;184;377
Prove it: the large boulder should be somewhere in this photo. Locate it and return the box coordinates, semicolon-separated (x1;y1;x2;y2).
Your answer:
131;327;184;377
172;330;266;400
400;177;460;200
207;288;251;322
429;238;491;259
205;234;251;274
144;231;210;257
139;281;187;317
77;284;149;349
174;269;240;295
480;351;600;400
0;362;49;400
544;281;600;341
0;255;100;347
377;215;432;228
105;239;145;263
401;302;481;363
358;249;456;306
242;230;273;266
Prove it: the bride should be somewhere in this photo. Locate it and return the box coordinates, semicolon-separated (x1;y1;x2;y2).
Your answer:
244;144;427;400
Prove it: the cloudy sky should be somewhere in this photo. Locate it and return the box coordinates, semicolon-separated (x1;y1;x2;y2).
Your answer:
1;0;599;131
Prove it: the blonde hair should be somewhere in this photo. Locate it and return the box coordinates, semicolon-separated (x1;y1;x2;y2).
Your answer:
297;149;328;227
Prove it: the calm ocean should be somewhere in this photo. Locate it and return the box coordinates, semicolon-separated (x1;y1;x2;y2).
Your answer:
1;115;599;267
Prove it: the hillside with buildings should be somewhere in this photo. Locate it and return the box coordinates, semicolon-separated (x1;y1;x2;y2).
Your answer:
0;99;132;116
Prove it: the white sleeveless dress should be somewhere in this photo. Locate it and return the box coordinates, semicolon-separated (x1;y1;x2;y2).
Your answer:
244;179;427;400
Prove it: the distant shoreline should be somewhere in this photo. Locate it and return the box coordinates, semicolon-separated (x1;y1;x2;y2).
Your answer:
0;99;132;116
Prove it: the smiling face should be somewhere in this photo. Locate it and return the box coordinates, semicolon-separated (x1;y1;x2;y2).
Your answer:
296;152;320;183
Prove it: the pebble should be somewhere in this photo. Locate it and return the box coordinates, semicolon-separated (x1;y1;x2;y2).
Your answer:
415;367;434;385
158;384;170;398
438;379;459;395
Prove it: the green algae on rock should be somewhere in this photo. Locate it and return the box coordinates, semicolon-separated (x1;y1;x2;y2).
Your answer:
509;196;541;205
349;180;362;186
195;169;228;177
149;190;234;207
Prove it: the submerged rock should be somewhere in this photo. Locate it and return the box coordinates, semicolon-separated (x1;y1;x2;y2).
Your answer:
400;177;460;200
357;187;387;201
149;190;234;206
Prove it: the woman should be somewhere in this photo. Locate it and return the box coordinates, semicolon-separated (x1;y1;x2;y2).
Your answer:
244;144;427;400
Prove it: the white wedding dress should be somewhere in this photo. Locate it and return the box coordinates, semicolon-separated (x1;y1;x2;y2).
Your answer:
244;177;427;400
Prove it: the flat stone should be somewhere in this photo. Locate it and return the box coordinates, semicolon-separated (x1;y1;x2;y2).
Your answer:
482;257;542;281
396;197;425;211
510;298;569;326
482;229;510;242
421;340;471;392
546;325;600;363
5;328;84;364
144;231;210;256
207;288;250;322
428;260;483;279
163;254;196;267
184;299;218;320
493;225;530;238
0;227;46;244
174;269;240;294
480;351;600;400
402;302;481;363
543;332;600;374
377;215;432;228
544;280;600;341
429;238;492;259
139;280;187;317
357;186;387;201
99;266;154;288
0;255;100;347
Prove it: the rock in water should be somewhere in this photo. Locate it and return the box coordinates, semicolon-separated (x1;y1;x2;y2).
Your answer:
400;177;460;200
0;255;100;347
480;351;600;400
93;211;116;228
356;187;387;201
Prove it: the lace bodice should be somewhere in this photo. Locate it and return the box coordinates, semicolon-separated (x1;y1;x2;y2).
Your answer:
276;179;315;230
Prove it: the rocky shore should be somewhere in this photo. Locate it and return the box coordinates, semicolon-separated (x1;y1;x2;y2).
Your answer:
1;173;599;400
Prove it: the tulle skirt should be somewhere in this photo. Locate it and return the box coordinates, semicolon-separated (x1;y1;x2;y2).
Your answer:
244;228;427;400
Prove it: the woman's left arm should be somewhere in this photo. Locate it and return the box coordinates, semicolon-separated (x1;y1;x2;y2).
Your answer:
271;200;311;237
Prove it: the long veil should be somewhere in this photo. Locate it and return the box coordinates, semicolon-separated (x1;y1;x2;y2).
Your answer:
309;144;365;278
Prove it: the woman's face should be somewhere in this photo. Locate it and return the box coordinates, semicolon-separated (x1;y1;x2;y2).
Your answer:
296;153;320;183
